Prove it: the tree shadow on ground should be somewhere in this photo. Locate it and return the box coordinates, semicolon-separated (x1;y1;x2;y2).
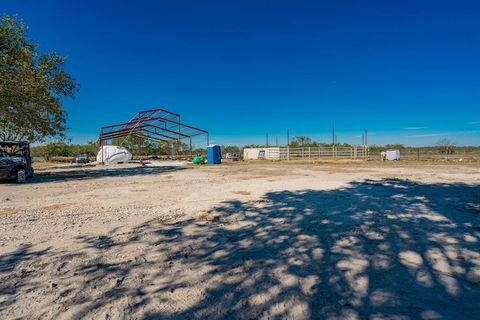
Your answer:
1;179;479;319
22;165;187;184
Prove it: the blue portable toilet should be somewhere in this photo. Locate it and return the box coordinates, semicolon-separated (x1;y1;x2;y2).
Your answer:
207;144;221;164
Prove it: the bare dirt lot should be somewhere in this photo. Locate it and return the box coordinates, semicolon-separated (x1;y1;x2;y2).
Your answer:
1;161;479;320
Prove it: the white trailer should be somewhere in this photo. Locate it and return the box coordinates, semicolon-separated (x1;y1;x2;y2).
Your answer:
386;150;400;161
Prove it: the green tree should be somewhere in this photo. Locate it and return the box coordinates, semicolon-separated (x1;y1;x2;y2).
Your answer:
436;139;456;156
384;144;405;149
221;145;241;155
290;136;317;147
31;141;97;159
0;15;78;142
31;142;69;159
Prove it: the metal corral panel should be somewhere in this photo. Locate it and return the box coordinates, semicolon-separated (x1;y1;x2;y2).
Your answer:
386;150;400;160
243;147;369;160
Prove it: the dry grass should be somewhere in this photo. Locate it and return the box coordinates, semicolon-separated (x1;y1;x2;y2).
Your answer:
0;209;18;215
41;203;76;211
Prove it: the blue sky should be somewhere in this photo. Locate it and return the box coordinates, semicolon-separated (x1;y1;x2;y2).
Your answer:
3;0;480;146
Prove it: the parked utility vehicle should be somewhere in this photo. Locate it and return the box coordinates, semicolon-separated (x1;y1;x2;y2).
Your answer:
0;141;34;183
74;153;89;164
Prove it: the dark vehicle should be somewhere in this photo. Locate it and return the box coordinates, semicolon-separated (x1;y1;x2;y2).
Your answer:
74;153;89;164
225;153;240;161
0;141;34;183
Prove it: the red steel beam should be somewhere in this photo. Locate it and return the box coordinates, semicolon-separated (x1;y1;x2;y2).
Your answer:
100;130;170;143
145;123;190;138
98;109;208;148
140;127;187;141
100;128;190;143
132;108;180;118
100;123;192;141
101;116;207;135
133;132;169;143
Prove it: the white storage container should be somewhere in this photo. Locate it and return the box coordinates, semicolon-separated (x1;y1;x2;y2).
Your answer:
96;145;132;164
386;150;400;161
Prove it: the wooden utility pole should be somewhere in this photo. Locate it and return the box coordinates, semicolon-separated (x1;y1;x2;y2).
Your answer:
332;124;335;145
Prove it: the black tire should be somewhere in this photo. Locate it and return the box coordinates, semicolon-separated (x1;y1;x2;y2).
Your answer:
17;169;26;183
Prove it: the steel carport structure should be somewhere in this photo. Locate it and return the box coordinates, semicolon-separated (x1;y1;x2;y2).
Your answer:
97;108;208;163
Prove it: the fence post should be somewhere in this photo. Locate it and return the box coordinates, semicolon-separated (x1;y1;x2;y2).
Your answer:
287;147;290;161
309;147;311;161
417;148;420;161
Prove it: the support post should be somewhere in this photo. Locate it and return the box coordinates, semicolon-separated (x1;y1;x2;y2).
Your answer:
100;136;104;165
287;129;290;161
178;115;181;159
190;137;192;159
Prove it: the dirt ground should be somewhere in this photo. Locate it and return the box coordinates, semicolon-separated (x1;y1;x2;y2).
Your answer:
1;161;479;320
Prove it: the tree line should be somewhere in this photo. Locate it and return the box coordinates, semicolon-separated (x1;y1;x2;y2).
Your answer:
33;136;473;160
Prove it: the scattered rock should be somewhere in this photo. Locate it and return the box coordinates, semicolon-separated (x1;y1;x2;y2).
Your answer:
116;277;125;287
51;282;58;288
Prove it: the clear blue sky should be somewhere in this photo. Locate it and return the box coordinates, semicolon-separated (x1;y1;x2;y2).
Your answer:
3;0;480;146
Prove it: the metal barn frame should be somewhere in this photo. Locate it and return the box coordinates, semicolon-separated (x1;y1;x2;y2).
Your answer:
97;108;208;163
